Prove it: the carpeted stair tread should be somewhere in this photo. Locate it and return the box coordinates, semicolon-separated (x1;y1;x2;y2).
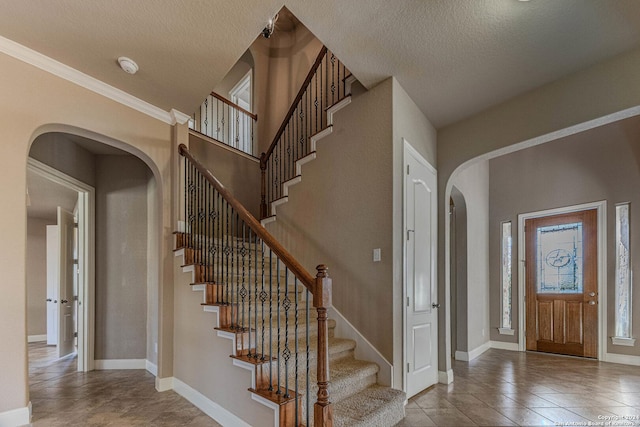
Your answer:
332;384;406;427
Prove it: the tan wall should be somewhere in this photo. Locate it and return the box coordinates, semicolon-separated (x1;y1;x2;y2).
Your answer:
488;116;640;357
94;155;150;360
437;46;640;372
29;133;97;187
265;78;394;363
251;25;323;154
26;217;52;337
0;51;173;413
189;133;261;218
450;161;490;354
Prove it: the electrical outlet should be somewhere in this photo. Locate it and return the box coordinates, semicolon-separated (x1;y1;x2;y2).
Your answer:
373;248;381;262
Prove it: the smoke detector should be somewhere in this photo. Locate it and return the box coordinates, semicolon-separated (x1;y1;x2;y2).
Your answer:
117;56;139;75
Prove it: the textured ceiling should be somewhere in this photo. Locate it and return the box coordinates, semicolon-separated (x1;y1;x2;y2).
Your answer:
1;0;639;128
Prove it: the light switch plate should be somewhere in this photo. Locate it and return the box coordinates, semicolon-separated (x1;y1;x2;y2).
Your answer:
373;248;381;262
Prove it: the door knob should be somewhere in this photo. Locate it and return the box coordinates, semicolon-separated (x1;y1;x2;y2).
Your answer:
60;299;69;304
432;302;440;308
589;292;596;297
588;300;596;305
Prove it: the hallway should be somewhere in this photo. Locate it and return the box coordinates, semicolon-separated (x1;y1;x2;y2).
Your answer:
26;342;221;426
26;342;640;426
400;349;640;426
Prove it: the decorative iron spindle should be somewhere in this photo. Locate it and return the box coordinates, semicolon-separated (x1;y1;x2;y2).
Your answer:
260;47;350;218
179;146;334;426
191;92;258;157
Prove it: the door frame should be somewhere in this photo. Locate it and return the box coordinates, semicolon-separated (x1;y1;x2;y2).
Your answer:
403;139;438;395
27;158;95;371
517;201;606;360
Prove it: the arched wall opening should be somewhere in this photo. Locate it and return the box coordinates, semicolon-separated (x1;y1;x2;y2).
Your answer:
442;107;640;369
26;126;164;377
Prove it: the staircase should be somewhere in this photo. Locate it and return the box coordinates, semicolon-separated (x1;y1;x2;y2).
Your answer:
176;145;405;426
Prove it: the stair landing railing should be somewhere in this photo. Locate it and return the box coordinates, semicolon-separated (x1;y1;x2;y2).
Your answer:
260;46;350;218
191;92;258;156
178;144;333;427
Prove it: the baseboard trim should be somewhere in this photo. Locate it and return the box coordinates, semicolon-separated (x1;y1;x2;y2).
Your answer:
604;352;640;366
455;341;491;362
94;359;146;370
173;378;251;427
155;376;174;392
490;340;519;351
438;369;454;384
146;360;158;376
328;306;393;387
0;402;31;427
27;334;47;343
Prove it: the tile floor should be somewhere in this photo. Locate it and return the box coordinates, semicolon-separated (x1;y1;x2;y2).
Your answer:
398;349;640;426
26;343;640;426
26;342;221;426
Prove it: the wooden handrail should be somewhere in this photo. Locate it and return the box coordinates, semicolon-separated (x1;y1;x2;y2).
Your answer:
261;46;328;166
210;91;258;121
179;143;315;291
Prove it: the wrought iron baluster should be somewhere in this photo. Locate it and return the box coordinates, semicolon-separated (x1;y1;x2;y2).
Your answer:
247;227;252;358
294;276;299;426
268;245;273;390
306;286;310;427
276;258;281;395
283;266;290;399
260;240;266;361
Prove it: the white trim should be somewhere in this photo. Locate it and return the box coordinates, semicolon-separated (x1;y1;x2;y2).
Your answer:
173;378;251;427
155;376;174;392
27;334;47;343
517;201;607;360
188;130;260;163
454;341;491;362
0;403;30;427
603;352;640;366
146;360;158;376
170;109;191;125
0;36;190;125
498;328;515;336
490;340;519;351
438;370;454;384
611;337;636;347
328;306;393;387
27;157;95;372
94;359;147;370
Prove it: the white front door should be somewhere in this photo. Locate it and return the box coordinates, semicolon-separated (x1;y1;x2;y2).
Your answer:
46;225;59;345
57;207;76;358
405;142;438;398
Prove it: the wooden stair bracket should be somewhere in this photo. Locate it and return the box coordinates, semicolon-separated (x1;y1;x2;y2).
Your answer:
314;265;333;427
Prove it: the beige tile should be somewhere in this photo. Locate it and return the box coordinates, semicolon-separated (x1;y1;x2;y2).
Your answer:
532;407;591;424
496;406;556;426
422;408;477;426
462;406;518;426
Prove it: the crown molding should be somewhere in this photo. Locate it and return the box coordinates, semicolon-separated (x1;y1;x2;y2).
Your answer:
170;109;191;125
0;35;189;125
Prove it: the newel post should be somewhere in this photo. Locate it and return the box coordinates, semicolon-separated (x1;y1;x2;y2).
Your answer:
260;152;267;219
314;265;333;427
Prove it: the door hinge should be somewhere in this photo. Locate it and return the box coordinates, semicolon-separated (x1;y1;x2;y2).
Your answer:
74;295;78;301
407;363;410;373
73;258;79;265
407;165;410;175
407;296;410;307
74;332;78;338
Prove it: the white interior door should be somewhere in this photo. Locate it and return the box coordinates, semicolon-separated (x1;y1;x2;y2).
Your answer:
57;207;76;358
46;225;59;345
405;142;438;398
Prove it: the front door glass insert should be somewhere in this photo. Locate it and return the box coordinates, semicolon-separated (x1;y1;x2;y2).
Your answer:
536;222;583;293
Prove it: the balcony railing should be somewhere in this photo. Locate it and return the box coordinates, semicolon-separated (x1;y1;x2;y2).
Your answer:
191;92;257;156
